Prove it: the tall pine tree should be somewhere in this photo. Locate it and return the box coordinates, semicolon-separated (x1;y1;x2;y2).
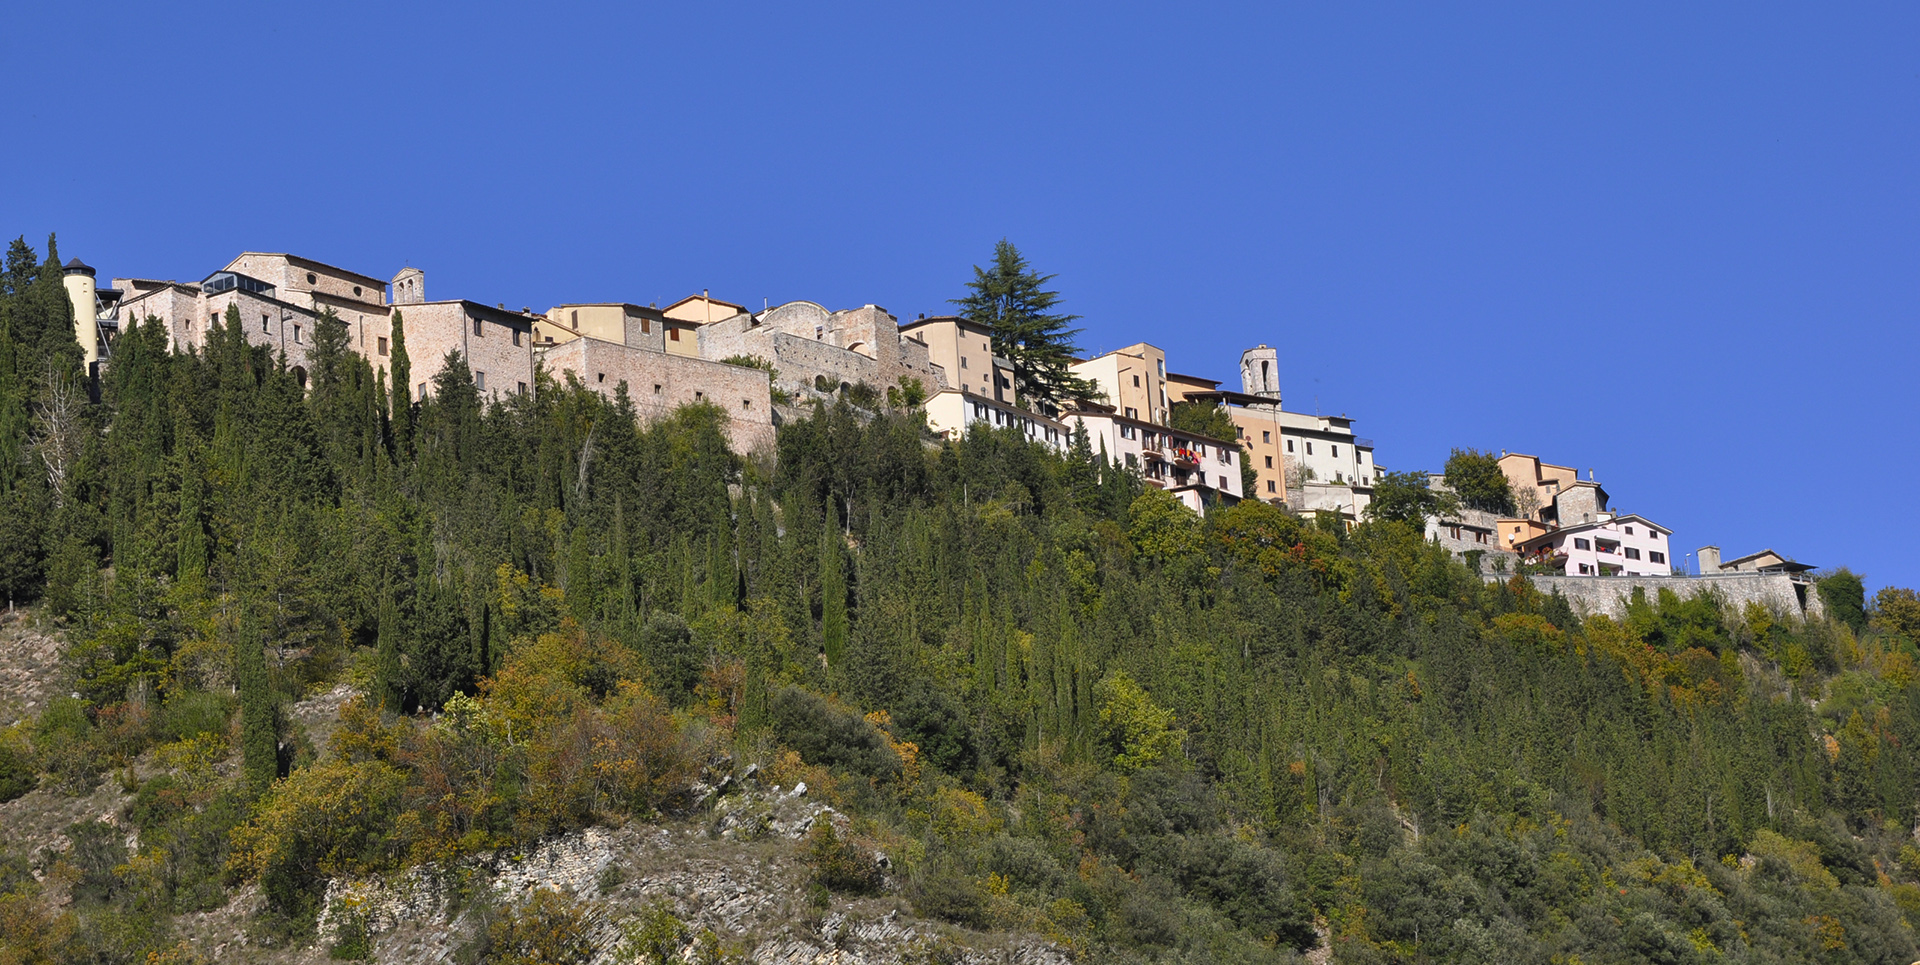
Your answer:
950;239;1097;414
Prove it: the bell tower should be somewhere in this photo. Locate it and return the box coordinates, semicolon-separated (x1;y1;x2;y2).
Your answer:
1239;344;1280;403
391;266;425;306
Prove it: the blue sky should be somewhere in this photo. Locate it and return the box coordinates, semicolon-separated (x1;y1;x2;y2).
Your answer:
5;2;1915;590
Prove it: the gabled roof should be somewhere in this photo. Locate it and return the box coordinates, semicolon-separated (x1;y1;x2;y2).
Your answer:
898;314;989;334
663;293;746;314
1720;548;1815;573
227;252;387;288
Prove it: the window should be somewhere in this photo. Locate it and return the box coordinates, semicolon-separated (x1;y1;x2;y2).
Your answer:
475;371;486;391
1267;480;1276;493
1156;359;1165;378
1124;407;1138;419
1331;445;1339;458
1262;430;1271;443
473;317;483;336
512;329;522;346
262;314;269;332
1265;456;1273;468
694;391;704;401
517;381;527;395
1305;442;1313;455
640;318;650;334
1120;425;1136;440
353;285;362;296
571;310;578;326
1476;531;1488;544
417;382;427;401
1286;439;1294;453
596;373;606;383
742;399;751;410
960;356;968;368
670;327;681;341
1219;475;1228;489
1574;538;1591;550
1650;551;1667;564
1624;526;1634;535
653;384;662;394
293;324;302;342
1132;374;1140;387
378;336;389;356
1450;526;1461;539
306;272;317;284
1625;548;1641;560
1578;563;1593;575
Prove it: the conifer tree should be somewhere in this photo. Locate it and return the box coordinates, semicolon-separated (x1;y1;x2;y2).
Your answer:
950;240;1097;413
820;502;848;667
176;451;206;585
373;590;404;712
389;309;412;459
236;610;279;795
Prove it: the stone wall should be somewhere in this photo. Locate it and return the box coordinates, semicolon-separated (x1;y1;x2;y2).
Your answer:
1514;572;1825;622
539;337;776;455
698;303;946;405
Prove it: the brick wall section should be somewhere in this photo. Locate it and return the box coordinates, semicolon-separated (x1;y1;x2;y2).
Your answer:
1515;573;1826;623
539;337;775;455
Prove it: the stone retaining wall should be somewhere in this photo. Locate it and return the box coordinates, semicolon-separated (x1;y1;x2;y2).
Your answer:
1513;572;1824;622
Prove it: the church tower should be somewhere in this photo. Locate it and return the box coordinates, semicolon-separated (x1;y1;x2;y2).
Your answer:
1239;344;1280;403
392;266;425;305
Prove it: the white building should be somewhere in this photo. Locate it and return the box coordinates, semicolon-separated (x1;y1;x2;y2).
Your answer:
924;387;1069;451
1063;404;1244;513
1516;514;1675;577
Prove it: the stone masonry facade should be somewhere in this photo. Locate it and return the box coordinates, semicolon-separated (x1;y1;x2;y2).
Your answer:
538;337;776;455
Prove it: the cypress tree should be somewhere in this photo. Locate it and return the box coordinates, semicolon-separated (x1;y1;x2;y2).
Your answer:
373;590;404;712
820;505;847;667
389;309;412;459
236;609;279;795
176;452;206;585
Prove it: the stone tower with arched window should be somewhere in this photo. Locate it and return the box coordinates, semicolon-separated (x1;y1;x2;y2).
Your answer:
391;267;425;306
1239;344;1280;403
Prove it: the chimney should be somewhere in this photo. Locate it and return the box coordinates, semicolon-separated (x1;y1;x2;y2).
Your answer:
1697;546;1721;574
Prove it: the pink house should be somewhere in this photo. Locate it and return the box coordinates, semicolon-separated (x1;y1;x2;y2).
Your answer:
1515;513;1675;577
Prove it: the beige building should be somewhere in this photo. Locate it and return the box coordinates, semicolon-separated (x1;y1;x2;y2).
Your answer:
1697;547;1815;577
537;303;673;353
898;315;1007;402
1498;453;1583;521
1071;343;1169;425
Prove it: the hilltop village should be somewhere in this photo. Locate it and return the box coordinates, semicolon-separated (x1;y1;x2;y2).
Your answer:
59;249;1815;615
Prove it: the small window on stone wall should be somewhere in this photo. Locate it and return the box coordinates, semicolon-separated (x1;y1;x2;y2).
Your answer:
742;399;751;410
378;337;389;356
473;317;483;336
353;285;362;296
596;373;606;383
513;329;522;346
293;324;302;343
653;384;662;394
671;328;681;341
306;272;317;284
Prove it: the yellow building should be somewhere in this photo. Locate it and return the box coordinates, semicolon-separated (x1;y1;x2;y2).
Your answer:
899;315;1008;401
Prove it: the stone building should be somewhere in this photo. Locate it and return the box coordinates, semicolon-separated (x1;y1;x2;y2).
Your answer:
391;300;537;402
696;300;946;404
537;336;775;454
1698;547;1815;577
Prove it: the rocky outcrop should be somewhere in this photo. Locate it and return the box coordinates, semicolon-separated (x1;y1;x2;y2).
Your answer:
315;779;1070;965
